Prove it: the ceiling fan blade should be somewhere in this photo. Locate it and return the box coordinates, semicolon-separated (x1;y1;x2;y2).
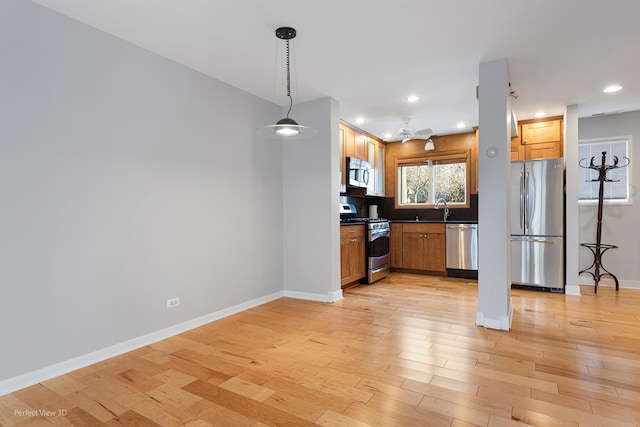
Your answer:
385;136;403;142
414;128;434;137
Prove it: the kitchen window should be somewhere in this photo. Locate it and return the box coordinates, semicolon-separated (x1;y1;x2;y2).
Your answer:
578;136;631;204
396;151;470;208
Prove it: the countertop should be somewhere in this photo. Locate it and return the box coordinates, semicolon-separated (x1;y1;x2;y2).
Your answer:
391;219;477;224
341;219;477;225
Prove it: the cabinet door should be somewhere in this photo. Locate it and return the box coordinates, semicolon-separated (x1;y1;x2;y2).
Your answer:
521;120;561;145
425;233;446;272
402;232;424;270
352;235;366;281
339;127;346;190
340;236;352;285
345;128;357;159
356;133;367;161
511;135;524;161
341;225;366;286
390;223;403;268
376;143;385;195
525;142;562;160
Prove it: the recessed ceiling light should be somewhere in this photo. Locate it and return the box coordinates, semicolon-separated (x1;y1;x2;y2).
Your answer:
534;111;546;118
456;122;465;129
355;117;365;125
383;132;393;139
603;85;622;93
406;95;421;103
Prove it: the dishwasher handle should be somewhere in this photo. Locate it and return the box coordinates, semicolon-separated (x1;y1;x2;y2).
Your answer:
446;224;477;230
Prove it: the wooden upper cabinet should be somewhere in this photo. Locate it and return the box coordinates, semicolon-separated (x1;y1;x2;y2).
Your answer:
344;127;357;159
525;142;562;160
356;133;368;161
511;131;524;161
512;118;563;161
521;119;561;145
343;126;368;161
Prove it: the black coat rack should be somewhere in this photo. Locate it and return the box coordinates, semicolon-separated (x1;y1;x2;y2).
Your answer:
578;151;630;293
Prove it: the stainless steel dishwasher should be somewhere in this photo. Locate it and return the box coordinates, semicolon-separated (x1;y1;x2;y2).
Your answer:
446;223;478;279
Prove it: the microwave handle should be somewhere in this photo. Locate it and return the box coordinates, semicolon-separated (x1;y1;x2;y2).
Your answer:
363;169;370;185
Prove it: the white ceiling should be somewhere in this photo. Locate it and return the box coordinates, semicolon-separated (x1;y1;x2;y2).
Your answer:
31;0;640;139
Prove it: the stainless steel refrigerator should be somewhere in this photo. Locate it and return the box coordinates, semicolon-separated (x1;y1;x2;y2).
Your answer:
510;157;564;290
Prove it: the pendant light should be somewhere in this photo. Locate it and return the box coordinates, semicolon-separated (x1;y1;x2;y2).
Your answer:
257;27;318;139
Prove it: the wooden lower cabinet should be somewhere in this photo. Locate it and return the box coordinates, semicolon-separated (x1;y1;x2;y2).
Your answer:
391;223;446;274
390;223;404;268
340;225;366;287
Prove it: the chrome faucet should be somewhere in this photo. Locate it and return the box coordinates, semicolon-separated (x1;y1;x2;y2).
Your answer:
435;198;450;221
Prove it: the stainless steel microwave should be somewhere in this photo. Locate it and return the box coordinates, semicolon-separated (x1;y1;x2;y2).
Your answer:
346;157;370;188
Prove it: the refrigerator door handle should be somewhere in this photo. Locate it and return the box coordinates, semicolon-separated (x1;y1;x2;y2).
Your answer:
524;168;531;232
511;237;554;244
519;169;524;230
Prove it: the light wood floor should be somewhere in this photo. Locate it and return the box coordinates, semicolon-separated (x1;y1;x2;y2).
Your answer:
1;274;640;426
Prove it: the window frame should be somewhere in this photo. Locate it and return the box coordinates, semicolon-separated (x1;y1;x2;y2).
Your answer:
394;149;471;209
578;136;632;206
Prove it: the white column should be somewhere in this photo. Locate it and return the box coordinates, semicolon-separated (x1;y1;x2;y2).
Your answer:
564;105;581;295
282;97;342;302
477;59;512;330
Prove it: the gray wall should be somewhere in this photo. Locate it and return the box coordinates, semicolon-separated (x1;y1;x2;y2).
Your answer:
0;0;284;381
578;111;640;288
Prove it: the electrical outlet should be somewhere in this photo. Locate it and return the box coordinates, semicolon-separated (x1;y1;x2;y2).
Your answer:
166;297;180;308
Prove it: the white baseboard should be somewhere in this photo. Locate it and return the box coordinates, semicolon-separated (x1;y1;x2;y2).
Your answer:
476;297;513;330
283;289;343;303
0;291;284;397
565;284;582;296
327;289;344;302
578;276;640;290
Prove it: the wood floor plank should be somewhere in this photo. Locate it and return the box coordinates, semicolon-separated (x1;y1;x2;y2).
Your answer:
186;398;254;426
103;409;159;426
418;394;490;426
0;394;34;426
218;377;275;402
2;273;640;425
510;406;579;427
401;378;512;419
183;379;315;426
314;409;373;427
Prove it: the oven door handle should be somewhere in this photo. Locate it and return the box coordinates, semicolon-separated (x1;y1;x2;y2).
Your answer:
369;228;390;240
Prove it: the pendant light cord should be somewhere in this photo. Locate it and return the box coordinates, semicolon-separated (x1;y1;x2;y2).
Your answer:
285;39;293;118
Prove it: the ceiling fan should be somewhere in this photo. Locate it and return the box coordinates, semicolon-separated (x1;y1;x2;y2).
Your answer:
385;118;434;143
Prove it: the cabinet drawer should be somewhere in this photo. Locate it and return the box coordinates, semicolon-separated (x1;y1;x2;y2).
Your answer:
340;224;365;238
402;223;445;234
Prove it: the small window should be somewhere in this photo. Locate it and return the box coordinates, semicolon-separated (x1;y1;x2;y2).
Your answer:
578;137;631;204
396;152;469;208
